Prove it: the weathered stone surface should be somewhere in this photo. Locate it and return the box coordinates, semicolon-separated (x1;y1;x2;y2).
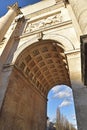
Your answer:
72;81;87;130
0;67;47;130
69;0;87;34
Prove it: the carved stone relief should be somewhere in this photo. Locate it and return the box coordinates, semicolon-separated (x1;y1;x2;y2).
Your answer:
24;12;62;33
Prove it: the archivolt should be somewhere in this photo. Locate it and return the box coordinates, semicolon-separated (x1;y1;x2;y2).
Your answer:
12;33;74;63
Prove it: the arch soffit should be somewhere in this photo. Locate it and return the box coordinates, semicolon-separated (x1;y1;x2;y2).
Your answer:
12;38;71;96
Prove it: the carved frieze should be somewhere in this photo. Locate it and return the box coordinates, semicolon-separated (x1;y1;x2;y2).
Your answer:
24;11;62;33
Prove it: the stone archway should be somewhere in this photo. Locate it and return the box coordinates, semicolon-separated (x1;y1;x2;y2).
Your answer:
0;40;71;130
15;39;71;90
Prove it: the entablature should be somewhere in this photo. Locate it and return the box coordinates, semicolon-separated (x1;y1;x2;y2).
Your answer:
22;7;71;36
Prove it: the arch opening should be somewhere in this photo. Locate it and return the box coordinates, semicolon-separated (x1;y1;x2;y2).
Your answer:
47;84;77;130
14;39;72;129
0;40;72;130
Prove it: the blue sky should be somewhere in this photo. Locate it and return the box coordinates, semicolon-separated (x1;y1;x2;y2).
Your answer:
47;85;77;128
0;0;41;17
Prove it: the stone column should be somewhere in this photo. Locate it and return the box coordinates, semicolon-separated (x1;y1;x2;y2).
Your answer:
72;81;87;130
68;0;87;34
0;2;21;43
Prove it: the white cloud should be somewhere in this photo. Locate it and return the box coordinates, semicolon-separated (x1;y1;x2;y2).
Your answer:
53;90;72;98
51;85;73;108
52;85;62;93
52;85;72;99
59;99;72;108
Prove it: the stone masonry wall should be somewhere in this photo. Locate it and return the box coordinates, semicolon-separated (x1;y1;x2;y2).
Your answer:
0;67;47;130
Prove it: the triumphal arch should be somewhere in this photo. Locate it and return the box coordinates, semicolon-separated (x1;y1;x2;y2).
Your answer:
0;0;87;130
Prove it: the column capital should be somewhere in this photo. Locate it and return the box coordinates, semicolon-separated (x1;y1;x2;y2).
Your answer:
8;2;22;15
0;2;22;43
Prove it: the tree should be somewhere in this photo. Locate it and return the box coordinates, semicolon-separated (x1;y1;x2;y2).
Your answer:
56;107;77;130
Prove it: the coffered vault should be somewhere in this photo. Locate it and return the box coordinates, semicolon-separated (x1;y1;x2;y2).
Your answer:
15;40;71;97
